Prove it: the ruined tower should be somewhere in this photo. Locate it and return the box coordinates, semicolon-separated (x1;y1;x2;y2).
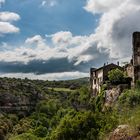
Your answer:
133;32;140;84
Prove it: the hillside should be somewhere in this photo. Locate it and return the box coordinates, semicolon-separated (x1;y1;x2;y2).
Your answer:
0;77;140;140
32;77;89;89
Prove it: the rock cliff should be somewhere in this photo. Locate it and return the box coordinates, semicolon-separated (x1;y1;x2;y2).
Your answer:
0;78;44;117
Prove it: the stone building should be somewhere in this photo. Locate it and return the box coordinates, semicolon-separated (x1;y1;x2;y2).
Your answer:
90;32;140;95
125;32;140;86
90;63;123;95
132;32;140;84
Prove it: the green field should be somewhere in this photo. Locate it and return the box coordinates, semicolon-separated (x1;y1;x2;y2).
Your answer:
48;87;75;92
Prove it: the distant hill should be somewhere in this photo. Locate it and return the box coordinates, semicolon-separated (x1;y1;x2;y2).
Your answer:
64;77;89;88
43;77;90;89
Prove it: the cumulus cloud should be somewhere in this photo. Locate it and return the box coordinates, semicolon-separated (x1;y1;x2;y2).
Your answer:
84;0;140;60
0;22;19;34
51;31;73;47
0;11;20;34
84;0;122;14
0;12;20;22
0;32;104;67
25;35;47;49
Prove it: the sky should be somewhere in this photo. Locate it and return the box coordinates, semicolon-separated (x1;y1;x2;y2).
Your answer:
0;0;140;80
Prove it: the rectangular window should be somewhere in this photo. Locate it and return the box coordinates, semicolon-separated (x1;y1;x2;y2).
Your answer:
94;79;96;84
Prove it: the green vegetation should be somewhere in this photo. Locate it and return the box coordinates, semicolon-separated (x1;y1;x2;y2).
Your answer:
108;68;124;84
47;87;75;92
108;68;132;85
1;76;140;139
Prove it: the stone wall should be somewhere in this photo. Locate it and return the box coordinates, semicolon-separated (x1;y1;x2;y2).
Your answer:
133;32;140;84
105;84;129;106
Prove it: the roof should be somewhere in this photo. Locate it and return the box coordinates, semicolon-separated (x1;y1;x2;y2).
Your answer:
91;63;123;73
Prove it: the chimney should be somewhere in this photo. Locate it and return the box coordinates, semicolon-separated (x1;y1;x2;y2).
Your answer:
117;61;119;66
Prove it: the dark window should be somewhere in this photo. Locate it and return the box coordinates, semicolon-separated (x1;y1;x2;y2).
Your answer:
94;79;96;84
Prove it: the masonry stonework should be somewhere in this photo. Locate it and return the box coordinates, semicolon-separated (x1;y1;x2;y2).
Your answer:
133;32;140;85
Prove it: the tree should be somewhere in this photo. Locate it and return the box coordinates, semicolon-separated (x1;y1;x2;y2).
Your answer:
108;68;124;85
49;111;99;140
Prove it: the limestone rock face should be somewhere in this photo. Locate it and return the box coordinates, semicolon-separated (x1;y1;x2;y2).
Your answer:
0;79;44;116
105;87;121;104
105;84;129;106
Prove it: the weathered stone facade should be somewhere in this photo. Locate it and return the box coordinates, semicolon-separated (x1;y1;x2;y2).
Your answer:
133;32;140;85
125;32;140;86
90;63;123;95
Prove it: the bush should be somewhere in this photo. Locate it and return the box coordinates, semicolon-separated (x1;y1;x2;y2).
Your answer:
34;126;48;137
36;99;61;117
30;113;49;128
8;114;19;125
9;133;41;140
136;80;140;89
49;111;100;140
108;68;125;85
118;89;140;108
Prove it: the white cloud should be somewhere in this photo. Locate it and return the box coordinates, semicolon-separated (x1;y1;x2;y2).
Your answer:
84;0;123;14
41;0;57;7
0;32;99;67
0;11;20;34
84;0;140;60
41;1;46;6
74;55;95;66
52;31;73;47
0;71;88;81
0;12;20;22
0;22;19;34
25;35;47;49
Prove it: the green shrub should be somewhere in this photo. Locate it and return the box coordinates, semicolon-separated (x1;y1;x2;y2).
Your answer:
90;88;106;112
108;68;124;84
30;113;49;128
12;118;32;134
49;111;99;140
36;99;61;117
78;86;90;105
8;114;19;125
118;89;140;108
34;126;48;137
9;133;41;140
136;80;140;89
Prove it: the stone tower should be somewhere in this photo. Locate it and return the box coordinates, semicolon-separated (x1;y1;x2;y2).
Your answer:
133;32;140;84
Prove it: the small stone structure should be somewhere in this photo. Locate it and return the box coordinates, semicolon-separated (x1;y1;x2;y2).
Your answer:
90;63;123;95
125;32;140;87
